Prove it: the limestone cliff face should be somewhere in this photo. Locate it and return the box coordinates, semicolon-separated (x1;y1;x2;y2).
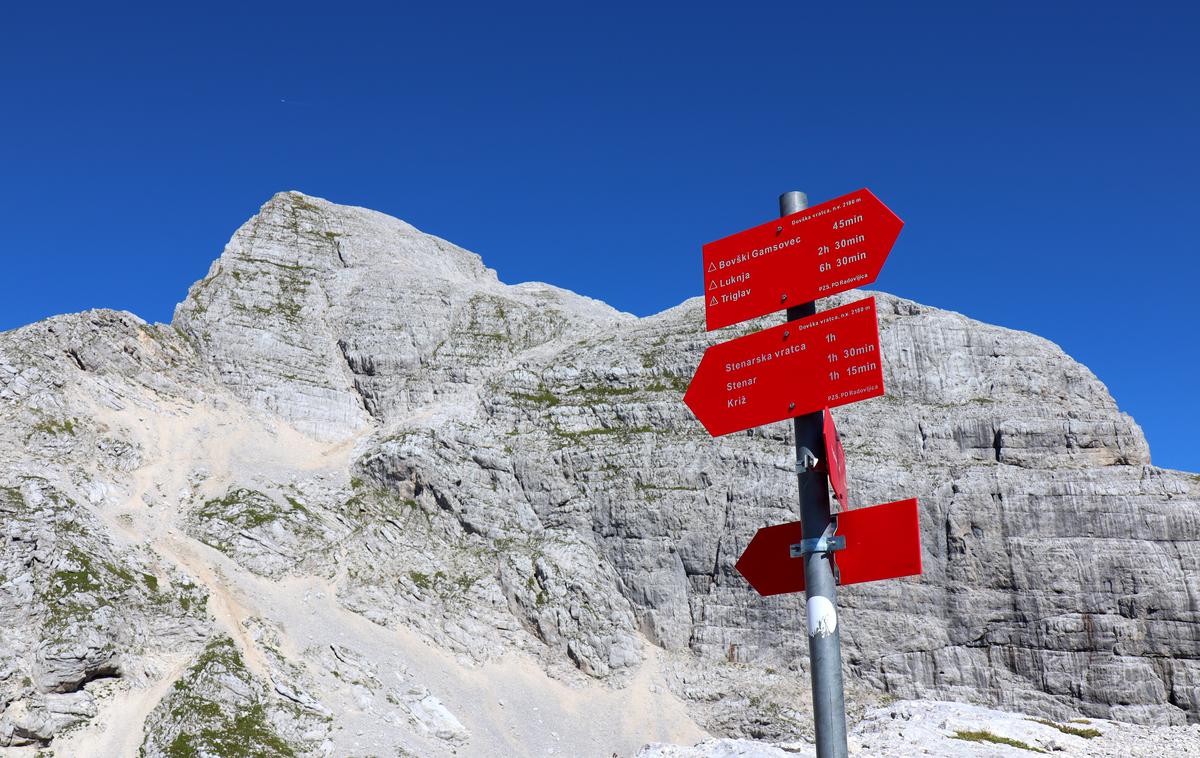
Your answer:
0;191;1196;755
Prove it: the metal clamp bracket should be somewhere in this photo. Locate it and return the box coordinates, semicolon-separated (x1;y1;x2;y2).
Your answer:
790;535;846;558
789;520;845;557
795;447;821;473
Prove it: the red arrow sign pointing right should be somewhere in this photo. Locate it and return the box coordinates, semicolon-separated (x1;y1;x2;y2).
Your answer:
703;188;903;331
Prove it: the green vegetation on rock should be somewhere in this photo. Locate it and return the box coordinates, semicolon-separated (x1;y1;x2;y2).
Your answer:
39;545;137;630
152;637;301;758
195;488;308;537
407;569;478;598
1028;717;1102;738
554;425;654;441
513;385;559;406
569;385;638;398
952;729;1046;752
31;417;78;436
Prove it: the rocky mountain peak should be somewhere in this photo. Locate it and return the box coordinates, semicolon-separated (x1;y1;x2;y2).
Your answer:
171;191;631;440
202;190;496;282
1;192;1196;756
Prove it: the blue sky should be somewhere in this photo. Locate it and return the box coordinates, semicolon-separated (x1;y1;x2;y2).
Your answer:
2;2;1197;471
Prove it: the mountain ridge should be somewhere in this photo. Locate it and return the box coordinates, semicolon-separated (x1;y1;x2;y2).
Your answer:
1;190;1197;756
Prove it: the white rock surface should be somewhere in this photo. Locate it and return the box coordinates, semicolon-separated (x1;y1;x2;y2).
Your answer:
641;699;1200;756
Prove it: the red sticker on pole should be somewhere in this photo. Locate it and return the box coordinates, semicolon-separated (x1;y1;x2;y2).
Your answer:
684;297;884;437
735;498;922;596
702;188;903;331
824;408;847;509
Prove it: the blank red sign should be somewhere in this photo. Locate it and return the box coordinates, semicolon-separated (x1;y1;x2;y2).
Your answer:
684;297;884;437
824;408;847;509
735;498;922;596
702;188;903;331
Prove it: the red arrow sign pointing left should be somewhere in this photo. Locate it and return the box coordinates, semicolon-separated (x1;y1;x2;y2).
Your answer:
735;498;922;596
684;297;884;437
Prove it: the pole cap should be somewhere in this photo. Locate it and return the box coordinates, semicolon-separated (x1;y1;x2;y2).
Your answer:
779;191;809;215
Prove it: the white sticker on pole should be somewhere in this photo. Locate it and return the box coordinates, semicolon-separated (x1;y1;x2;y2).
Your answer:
807;596;838;638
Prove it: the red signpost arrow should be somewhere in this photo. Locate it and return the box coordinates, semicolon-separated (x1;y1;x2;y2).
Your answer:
684;297;884;437
735;498;922;596
823;408;847;509
703;189;903;331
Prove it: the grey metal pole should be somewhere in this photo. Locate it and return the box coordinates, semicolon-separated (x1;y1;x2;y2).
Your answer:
780;190;849;758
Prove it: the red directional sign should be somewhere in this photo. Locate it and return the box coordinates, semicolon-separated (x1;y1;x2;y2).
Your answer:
824;408;847;509
684;297;884;437
703;189;903;331
735;498;922;596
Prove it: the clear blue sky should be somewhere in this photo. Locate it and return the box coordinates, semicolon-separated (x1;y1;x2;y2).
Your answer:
2;2;1197;472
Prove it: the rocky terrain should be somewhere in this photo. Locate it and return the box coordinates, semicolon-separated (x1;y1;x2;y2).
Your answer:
639;700;1200;757
1;190;1197;756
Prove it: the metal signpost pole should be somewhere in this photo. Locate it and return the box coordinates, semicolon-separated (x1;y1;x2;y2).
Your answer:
779;190;849;758
693;186;908;754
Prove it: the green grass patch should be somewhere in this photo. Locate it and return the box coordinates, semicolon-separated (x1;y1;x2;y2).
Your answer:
49;568;103;597
634;482;697;492
1028;718;1101;738
405;570;476;598
952;730;1045;752
408;571;431;590
555;425;654;441
41;547;135;607
283;496;310;514
649;376;690;393
31;417;77;436
104;561;136;585
569;385;638;398
513;386;560;406
151;574;206;617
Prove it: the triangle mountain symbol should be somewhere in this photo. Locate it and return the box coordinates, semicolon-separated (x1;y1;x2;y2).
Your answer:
707;262;717;273
709;296;718;306
708;280;717;290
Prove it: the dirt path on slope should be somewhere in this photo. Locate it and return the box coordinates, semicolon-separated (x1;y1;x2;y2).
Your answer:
49;653;190;758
